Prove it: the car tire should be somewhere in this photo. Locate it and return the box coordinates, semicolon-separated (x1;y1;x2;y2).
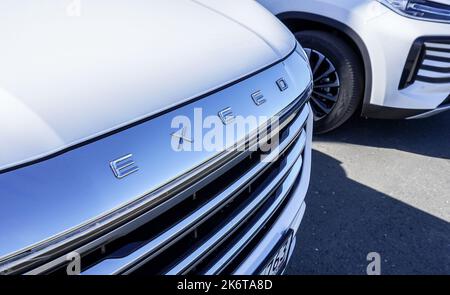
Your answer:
295;30;364;134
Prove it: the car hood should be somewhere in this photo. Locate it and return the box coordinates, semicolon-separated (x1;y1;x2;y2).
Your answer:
0;0;295;172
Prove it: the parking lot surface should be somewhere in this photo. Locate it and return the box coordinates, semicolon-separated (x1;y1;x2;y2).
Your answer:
286;112;450;275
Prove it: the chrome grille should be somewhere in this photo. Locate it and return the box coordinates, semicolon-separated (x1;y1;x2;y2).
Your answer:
78;102;309;275
31;92;310;275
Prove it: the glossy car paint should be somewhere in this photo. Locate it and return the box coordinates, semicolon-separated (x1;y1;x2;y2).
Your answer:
0;0;296;172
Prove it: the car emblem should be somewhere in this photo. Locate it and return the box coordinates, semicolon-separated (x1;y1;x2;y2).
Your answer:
218;107;234;125
110;154;139;179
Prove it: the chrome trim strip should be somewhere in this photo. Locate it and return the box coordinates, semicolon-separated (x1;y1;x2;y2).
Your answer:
164;133;305;275
81;109;308;275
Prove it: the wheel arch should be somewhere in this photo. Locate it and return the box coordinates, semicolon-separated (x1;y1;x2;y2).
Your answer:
276;12;373;117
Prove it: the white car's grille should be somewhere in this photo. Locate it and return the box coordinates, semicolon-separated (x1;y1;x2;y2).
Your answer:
399;37;450;89
417;41;450;84
51;98;310;275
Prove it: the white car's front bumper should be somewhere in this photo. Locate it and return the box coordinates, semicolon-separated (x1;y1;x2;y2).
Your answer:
362;3;449;118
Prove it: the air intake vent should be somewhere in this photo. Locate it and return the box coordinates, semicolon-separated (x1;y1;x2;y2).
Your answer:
399;37;450;89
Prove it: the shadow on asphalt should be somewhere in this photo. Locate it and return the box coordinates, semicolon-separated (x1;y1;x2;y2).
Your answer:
313;111;450;160
286;111;450;274
287;150;450;275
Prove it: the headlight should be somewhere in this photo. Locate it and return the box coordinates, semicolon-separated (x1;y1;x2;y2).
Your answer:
377;0;450;23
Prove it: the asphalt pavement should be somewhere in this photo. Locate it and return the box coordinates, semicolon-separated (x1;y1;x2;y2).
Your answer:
286;111;450;275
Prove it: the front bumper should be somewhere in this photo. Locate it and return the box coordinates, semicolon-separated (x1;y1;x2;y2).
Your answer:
361;3;450;118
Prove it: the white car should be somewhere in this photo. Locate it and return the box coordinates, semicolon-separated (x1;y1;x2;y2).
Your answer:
0;1;313;275
258;0;450;133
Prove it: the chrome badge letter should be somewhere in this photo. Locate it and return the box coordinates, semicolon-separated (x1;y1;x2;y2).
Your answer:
218;107;234;125
110;154;139;179
251;90;266;106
